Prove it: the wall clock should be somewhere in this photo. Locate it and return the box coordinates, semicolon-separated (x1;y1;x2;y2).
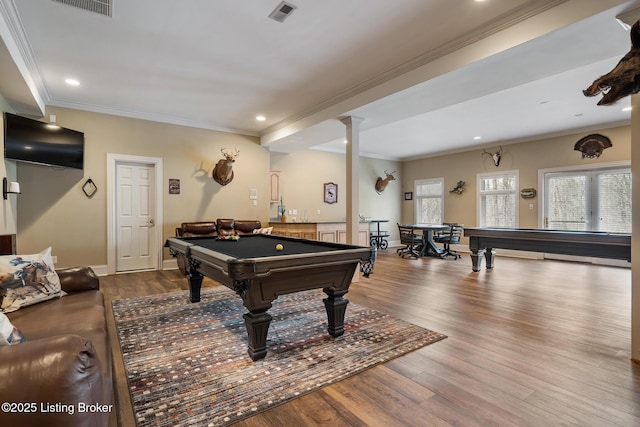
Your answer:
324;182;337;204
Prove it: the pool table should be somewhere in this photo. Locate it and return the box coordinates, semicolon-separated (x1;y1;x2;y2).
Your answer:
165;234;376;360
464;227;631;272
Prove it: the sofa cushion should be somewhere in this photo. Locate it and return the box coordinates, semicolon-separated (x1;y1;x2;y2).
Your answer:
180;222;216;237
7;290;112;409
0;313;25;345
216;218;235;235
0;247;62;313
0;334;110;427
235;220;262;234
58;266;100;293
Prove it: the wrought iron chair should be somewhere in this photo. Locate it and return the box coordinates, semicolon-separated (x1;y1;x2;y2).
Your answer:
434;223;463;259
396;223;422;258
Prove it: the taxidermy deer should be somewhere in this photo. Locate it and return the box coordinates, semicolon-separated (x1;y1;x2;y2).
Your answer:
375;170;396;194
583;20;640;105
482;146;502;167
212;148;239;186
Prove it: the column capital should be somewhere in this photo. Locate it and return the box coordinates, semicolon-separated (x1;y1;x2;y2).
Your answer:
339;116;365;126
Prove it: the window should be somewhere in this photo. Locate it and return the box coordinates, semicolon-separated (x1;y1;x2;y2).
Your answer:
415;178;443;224
477;171;519;227
544;166;631;233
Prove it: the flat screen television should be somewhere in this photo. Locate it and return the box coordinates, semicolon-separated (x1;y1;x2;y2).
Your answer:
3;112;84;170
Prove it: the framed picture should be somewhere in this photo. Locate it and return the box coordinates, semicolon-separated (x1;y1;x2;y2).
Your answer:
324;182;338;204
404;192;413;200
169;179;180;194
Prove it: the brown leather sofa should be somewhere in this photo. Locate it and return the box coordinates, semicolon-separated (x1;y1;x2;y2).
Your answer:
0;266;113;427
175;219;262;237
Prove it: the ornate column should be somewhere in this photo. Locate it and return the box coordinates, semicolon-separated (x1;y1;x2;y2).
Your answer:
340;116;364;245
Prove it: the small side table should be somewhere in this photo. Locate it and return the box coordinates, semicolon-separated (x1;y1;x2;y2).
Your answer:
369;220;389;250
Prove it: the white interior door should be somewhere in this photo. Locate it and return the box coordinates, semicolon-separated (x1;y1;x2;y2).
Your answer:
116;161;157;272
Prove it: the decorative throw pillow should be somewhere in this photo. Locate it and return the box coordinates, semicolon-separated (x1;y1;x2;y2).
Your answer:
252;227;273;235
0;247;62;313
0;312;25;345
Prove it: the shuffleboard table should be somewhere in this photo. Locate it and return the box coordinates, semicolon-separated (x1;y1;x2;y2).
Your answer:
464;227;631;272
165;234;376;360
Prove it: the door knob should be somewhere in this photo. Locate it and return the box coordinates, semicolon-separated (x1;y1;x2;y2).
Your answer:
149;218;155;226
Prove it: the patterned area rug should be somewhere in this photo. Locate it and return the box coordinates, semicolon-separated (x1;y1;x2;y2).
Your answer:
112;286;446;426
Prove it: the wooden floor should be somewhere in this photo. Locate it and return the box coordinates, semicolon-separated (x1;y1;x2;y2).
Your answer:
101;250;640;427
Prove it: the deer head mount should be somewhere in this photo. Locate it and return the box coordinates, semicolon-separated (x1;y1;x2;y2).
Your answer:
212;148;239;186
375;170;397;194
482;146;502;167
583;20;640;105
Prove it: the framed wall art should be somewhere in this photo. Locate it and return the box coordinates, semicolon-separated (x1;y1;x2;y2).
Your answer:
169;179;180;195
324;182;337;204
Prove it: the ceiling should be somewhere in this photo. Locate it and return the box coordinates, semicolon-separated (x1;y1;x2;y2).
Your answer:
0;0;638;161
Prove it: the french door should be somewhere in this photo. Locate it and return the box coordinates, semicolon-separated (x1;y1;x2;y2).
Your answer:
544;167;631;233
542;165;630;265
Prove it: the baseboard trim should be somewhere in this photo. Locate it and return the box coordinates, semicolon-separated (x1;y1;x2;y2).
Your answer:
89;265;108;276
89;259;178;276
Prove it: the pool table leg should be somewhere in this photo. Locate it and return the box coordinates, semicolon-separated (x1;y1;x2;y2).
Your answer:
484;248;495;269
323;289;349;337
243;312;273;361
470;249;483;272
187;270;204;303
470;248;496;271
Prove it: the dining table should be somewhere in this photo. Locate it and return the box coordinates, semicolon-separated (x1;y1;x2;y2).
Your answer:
409;224;449;257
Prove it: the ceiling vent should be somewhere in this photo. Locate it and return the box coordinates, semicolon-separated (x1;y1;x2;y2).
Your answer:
268;1;297;23
51;0;112;17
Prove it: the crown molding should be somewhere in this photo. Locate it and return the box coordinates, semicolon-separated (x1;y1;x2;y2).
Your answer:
401;119;632;162
47;98;259;137
0;0;50;108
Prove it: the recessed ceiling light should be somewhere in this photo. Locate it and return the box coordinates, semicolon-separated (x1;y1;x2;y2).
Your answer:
256;115;266;121
473;136;482;140
343;140;348;144
622;106;632;112
65;78;80;86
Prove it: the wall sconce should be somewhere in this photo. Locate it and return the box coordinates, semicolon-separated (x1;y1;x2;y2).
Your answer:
3;178;21;199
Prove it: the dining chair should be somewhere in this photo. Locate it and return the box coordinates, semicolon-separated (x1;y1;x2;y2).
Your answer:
396;223;422;258
434;223;463;259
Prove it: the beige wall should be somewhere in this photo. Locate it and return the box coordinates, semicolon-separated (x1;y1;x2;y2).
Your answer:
0;95;17;236
402;125;631;242
270;150;401;239
8;104;630;268
13;107;402;268
16;107;270;267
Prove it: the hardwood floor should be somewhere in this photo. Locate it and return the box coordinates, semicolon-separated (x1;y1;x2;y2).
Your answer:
101;251;640;426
